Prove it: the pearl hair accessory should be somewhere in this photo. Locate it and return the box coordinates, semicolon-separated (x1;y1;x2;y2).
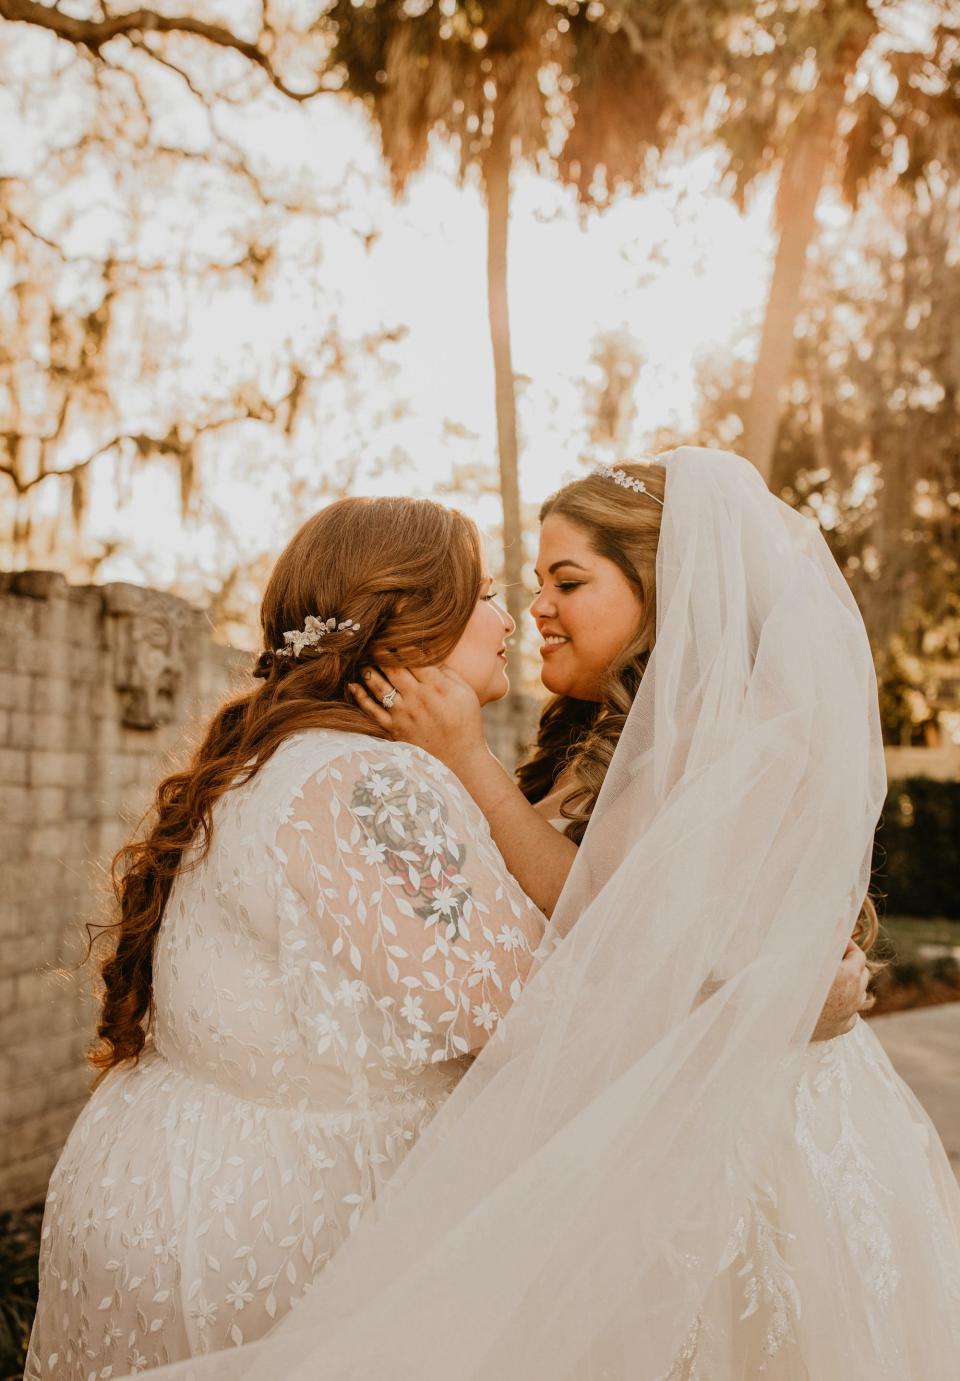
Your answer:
275;614;361;659
592;462;665;505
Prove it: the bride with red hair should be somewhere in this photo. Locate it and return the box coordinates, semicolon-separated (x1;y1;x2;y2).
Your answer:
27;496;534;1374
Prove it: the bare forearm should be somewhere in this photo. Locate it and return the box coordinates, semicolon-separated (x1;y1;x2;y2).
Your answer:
452;748;577;916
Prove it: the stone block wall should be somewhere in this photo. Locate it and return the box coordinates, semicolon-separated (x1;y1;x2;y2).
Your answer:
885;745;960;782
0;572;246;1209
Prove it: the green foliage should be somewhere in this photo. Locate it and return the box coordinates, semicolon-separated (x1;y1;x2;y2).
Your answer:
889;959;924;987
0;1205;42;1381
931;953;960;987
695;174;960;744
716;0;960;215
873;779;960;918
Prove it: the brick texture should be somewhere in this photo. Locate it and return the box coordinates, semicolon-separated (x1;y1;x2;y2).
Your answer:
0;571;245;1209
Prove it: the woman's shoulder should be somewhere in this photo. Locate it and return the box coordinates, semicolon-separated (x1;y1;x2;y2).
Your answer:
258;732;487;844
269;730;465;799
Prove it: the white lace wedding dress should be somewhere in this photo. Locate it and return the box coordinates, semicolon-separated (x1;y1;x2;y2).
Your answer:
28;733;960;1380
26;730;545;1378
660;1016;960;1378
530;806;960;1377
45;448;953;1381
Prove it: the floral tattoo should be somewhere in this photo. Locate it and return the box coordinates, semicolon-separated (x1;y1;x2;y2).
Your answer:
349;759;473;940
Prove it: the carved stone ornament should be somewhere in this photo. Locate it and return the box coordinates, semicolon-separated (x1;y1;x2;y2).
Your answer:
104;584;185;730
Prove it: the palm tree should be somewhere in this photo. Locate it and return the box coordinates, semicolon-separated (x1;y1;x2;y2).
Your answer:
724;0;960;483
321;0;689;754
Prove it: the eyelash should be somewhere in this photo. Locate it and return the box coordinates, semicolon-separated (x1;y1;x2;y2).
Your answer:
533;581;583;595
481;590;500;601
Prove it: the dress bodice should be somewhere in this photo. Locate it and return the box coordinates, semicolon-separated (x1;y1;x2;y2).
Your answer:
153;729;546;1108
27;730;546;1374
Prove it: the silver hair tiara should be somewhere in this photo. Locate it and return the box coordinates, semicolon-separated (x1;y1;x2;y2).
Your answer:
276;614;361;659
592;462;664;505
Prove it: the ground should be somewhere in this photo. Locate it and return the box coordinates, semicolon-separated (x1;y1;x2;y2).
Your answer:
871;1002;960;1182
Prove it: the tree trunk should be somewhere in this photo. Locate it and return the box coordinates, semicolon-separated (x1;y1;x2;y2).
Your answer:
483;91;528;765
741;101;840;485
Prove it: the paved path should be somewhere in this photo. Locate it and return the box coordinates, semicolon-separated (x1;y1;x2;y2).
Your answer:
870;1001;960;1180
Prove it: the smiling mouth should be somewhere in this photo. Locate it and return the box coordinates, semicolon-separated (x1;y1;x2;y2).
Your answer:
540;635;570;655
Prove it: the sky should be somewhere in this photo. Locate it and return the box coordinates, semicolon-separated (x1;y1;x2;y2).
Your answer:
2;26;797;629
77;93;780;592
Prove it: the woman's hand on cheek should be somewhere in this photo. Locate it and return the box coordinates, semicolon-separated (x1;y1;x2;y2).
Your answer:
348;664;487;770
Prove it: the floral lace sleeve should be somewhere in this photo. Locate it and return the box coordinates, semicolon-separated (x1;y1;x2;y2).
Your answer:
276;741;546;1063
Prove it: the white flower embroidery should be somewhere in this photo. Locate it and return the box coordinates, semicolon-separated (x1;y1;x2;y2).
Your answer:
306;1143;337;1171
495;925;525;952
430;885;458;916
471;1001;498;1032
359;840;388;865
399;993;425;1026
418;829;445;856
367;771;392;800
310;1013;344;1054
333;979;367;1009
225;1280;254;1311
189;1298;218;1328
405;1032;432;1062
243;963;272;991
469;950;498;980
26;735;545;1371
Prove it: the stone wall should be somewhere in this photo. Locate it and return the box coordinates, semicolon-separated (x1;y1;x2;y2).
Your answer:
0;572;245;1209
885;745;960;783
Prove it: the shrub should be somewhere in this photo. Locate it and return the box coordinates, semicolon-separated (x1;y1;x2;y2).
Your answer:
0;1205;42;1380
930;955;960;989
872;779;960;918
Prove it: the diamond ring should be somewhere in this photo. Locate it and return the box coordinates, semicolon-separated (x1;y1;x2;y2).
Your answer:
381;687;398;710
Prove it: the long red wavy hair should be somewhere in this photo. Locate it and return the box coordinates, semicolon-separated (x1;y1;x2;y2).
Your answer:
88;496;483;1077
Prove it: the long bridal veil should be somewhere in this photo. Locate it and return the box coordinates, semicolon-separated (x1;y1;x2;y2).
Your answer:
142;448;905;1380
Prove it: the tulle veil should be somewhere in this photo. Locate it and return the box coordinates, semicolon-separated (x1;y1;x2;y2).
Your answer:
136;447;889;1380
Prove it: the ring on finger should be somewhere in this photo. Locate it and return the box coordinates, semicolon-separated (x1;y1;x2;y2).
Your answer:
381;687;398;710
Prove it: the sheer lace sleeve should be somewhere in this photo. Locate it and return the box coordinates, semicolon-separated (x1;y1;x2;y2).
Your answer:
275;740;546;1063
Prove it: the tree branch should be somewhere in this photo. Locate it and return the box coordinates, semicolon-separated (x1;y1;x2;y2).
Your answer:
0;0;337;102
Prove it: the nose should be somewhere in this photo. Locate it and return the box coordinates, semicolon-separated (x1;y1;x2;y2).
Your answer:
529;587;554;622
500;603;516;637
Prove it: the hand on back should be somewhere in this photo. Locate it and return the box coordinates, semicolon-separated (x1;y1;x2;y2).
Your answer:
811;939;872;1041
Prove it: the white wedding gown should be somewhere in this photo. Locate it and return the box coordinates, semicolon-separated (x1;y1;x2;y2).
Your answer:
24;448;960;1381
662;1016;960;1377
28;736;960;1379
26;730;545;1378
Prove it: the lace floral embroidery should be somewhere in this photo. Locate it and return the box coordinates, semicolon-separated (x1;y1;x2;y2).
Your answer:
26;732;545;1377
794;1038;899;1304
348;753;474;941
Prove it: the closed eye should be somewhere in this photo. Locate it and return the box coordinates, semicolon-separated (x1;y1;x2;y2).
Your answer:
533;581;583;594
